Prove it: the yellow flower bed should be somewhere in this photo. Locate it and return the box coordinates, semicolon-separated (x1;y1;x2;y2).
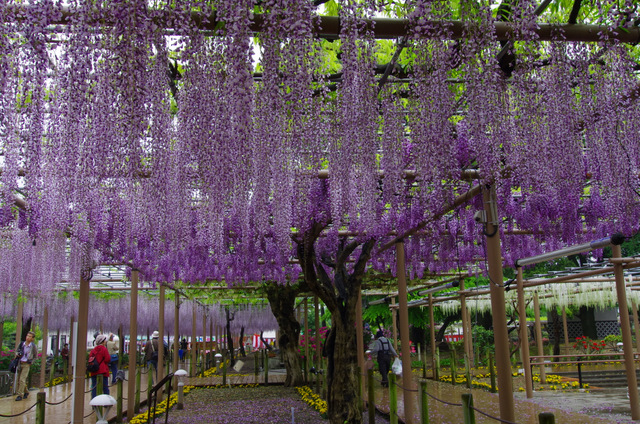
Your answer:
44;376;69;388
296;386;328;418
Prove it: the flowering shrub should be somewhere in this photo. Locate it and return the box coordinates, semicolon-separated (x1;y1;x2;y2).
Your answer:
298;327;329;359
573;336;606;354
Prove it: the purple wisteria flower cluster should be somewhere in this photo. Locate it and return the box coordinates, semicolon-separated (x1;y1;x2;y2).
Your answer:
0;0;636;296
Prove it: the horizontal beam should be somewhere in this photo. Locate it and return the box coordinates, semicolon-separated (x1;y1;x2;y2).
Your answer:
10;7;640;44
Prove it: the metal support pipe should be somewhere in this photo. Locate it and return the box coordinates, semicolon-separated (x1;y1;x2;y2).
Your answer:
612;245;640;420
483;186;515;422
515;233;624;267
396;242;415;424
516;268;533;398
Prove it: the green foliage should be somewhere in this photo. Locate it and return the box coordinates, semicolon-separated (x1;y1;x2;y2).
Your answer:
472;325;494;355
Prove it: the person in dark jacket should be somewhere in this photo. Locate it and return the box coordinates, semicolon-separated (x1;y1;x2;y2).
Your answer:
370;330;398;387
89;334;111;398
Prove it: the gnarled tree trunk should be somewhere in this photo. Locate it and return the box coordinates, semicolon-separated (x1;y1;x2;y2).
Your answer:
295;220;375;424
265;282;304;386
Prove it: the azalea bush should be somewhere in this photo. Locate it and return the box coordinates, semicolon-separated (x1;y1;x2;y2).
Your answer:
298;326;329;360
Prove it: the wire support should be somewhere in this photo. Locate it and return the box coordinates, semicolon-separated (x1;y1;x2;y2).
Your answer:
0;401;38;417
45;393;73;405
423;390;462;407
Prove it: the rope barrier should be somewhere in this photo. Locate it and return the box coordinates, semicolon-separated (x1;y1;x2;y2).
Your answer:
0;401;38;417
45;393;73;405
84;382;98;394
423;390;463;407
471;405;518;424
83;410;95;419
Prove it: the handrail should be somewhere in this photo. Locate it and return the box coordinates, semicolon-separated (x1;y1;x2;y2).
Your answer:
147;372;174;424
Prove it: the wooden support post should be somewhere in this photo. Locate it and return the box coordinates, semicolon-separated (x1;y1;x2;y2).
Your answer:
392;297;398;352
517;267;533;398
488;350;496;393
533;292;546;383
562;307;569;349
538;412;555;424
462;393;476;424
71;274;89;424
157;284;165;400
632;300;640;358
451;348;457;386
127;270;139;420
304;298;309;384
419;379;429;424
314;295;321;394
367;369;375;424
483;185;514;422
39;305;48;391
173;293;179;374
69;315;75;380
613;245;640;420
396;242;415;424
135;368;141;413
191;304;197;376
389;372;398;424
35;392;45;424
459;280;473;365
15;300;23;349
116;379;123;423
356;292;364;403
429;294;437;380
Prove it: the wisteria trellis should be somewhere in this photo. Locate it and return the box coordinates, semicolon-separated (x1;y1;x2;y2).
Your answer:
0;1;638;304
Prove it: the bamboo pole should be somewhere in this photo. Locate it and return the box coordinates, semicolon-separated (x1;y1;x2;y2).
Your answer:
191;304;197;376
459;280;472;364
305;298;310;384
392;297;398;352
15;300;23;349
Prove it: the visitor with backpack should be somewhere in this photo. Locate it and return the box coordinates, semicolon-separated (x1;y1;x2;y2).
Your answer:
88;334;111;398
144;331;161;375
14;331;38;401
371;330;397;387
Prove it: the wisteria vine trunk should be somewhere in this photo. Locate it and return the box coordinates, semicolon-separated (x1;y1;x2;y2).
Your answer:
264;282;304;387
296;221;375;424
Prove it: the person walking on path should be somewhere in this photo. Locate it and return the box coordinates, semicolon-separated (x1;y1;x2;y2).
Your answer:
15;331;38;401
370;330;397;387
89;334;111;398
144;331;160;375
60;343;69;370
179;338;188;361
106;333;120;384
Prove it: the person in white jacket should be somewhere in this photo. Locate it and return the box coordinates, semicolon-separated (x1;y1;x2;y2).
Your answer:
107;333;120;384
